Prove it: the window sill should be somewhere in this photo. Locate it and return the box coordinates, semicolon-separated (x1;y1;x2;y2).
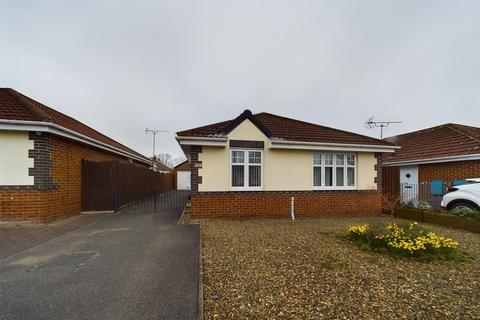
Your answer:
230;187;263;191
312;187;357;191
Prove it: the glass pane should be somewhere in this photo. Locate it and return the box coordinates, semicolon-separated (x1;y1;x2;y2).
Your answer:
248;151;261;164
336;154;345;166
313;167;322;186
347;167;355;186
336;167;344;186
347;154;355;166
324;154;333;166
248;166;261;187
232;165;244;186
232;151;245;164
313;153;322;165
325;167;333;186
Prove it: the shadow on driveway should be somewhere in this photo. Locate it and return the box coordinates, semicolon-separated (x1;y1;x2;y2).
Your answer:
0;191;200;320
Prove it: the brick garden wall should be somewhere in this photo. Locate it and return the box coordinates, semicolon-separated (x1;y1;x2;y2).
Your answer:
191;190;382;219
0;133;144;223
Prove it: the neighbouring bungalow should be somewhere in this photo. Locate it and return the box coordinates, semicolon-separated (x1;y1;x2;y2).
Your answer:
176;110;398;218
383;123;480;204
0;88;151;223
174;160;191;190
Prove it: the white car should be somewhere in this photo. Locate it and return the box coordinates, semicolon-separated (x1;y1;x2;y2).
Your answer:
441;178;480;211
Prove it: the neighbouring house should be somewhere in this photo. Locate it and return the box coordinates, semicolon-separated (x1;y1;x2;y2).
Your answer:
0;88;151;223
176;110;398;218
382;123;480;205
174;160;191;190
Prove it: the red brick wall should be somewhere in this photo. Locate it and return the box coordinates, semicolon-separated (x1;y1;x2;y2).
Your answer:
191;191;382;219
0;133;145;223
419;160;480;184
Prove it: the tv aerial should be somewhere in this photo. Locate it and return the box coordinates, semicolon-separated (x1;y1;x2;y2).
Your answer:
145;128;168;159
365;117;402;139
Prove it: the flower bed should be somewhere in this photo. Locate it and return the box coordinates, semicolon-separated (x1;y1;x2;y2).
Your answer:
347;221;471;260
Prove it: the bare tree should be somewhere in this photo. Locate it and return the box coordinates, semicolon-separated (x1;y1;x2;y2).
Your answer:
155;153;174;168
380;191;403;220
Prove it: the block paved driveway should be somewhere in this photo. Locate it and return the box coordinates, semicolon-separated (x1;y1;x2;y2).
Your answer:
0;191;200;320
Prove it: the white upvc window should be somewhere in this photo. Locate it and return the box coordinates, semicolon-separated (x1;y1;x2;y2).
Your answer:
313;152;356;189
230;149;263;190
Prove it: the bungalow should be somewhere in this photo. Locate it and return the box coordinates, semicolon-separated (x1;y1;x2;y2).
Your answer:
176;110;398;218
0;88;151;222
383;123;480;203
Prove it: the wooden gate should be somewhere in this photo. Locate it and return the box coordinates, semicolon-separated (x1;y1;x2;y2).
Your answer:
81;160;176;211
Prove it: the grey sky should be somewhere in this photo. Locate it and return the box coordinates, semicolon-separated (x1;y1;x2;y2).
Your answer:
1;0;480;158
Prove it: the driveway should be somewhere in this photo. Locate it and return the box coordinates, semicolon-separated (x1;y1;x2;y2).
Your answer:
0;191;200;320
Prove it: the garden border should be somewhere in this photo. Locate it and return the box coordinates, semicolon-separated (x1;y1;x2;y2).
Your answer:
385;208;480;234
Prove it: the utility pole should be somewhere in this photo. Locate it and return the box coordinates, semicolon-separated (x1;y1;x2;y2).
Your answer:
145;128;168;164
365;117;402;139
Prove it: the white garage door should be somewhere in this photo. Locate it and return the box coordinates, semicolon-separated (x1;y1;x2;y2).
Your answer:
177;171;191;190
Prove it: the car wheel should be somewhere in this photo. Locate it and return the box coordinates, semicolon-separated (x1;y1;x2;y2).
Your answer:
450;202;478;212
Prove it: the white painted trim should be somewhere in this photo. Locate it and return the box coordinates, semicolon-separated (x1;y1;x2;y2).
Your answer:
176;135;398;152
383;153;480;167
269;139;398;153
0;120;150;165
176;136;228;147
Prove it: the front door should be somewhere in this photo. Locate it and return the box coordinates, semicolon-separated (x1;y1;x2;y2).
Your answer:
399;165;418;202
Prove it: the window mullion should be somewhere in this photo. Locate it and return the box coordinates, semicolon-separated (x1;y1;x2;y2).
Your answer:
244;151;248;188
333;153;336;188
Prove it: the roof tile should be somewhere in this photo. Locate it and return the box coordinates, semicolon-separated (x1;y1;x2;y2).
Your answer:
177;111;392;147
383;123;480;163
0;88;147;160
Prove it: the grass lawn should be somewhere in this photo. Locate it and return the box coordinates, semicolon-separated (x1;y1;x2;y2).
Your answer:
196;216;480;320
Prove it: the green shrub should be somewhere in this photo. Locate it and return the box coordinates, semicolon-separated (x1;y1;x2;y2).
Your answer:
449;207;480;220
406;200;432;211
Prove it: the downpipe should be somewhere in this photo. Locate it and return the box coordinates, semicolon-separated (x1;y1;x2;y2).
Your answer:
290;196;295;221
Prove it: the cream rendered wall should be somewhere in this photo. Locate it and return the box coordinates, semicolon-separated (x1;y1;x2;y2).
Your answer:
198;146;229;191
0;131;34;185
357;152;378;190
197;119;378;191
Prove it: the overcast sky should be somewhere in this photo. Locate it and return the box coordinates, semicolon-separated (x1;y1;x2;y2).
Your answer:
1;0;479;159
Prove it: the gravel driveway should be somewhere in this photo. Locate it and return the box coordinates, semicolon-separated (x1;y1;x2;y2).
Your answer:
197;216;480;320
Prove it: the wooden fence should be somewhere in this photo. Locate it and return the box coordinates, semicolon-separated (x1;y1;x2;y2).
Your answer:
81;160;176;211
383;166;400;199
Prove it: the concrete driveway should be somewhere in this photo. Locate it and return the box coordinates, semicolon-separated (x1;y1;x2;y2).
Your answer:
0;192;200;320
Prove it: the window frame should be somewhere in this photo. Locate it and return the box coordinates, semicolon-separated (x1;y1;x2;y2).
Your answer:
312;152;356;190
230;149;263;191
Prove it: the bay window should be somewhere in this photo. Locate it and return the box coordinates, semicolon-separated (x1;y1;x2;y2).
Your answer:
231;150;262;189
313;152;355;189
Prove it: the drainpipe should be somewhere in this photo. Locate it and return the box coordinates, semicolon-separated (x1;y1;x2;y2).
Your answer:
290;196;295;221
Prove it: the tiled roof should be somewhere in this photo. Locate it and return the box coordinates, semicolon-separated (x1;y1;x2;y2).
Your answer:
177;110;393;146
0;88;148;160
383;123;480;164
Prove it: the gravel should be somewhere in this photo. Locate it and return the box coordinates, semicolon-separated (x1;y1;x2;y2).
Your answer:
195;216;480;319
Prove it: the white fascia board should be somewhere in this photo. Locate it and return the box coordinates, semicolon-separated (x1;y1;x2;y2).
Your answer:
383;153;480;167
0;120;151;165
269;140;398;153
176;136;227;147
